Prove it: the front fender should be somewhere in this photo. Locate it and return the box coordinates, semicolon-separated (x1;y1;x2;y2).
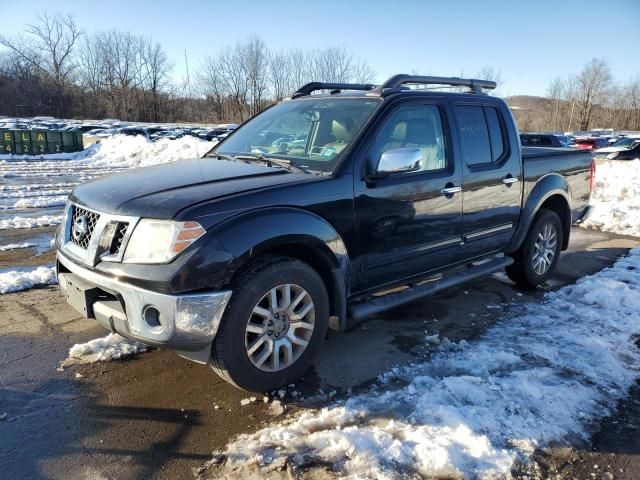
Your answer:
182;206;349;290
506;173;571;254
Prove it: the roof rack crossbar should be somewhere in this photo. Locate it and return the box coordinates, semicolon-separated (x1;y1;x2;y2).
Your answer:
292;82;376;98
381;74;497;94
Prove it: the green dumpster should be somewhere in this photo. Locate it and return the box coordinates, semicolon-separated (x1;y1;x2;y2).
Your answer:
0;130;14;154
14;130;32;154
61;131;77;153
46;131;63;154
31;130;49;154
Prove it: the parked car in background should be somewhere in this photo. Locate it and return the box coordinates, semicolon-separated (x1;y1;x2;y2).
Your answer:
574;137;609;151
594;136;640;154
598;139;640;160
68;124;107;134
151;129;185;140
118;126;150;138
520;133;570;148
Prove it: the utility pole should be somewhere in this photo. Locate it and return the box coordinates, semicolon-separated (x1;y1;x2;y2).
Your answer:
567;99;576;133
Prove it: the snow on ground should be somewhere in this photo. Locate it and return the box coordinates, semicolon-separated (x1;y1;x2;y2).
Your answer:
0;265;57;294
60;333;148;368
582;158;640;237
0;235;55;253
0;187;72;199
210;248;640;479
0;214;64;230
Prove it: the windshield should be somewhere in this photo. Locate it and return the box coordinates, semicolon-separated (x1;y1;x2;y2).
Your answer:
212;97;380;173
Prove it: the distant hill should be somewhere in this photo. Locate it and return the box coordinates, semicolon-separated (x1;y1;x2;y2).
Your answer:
503;95;553;111
503;95;554;131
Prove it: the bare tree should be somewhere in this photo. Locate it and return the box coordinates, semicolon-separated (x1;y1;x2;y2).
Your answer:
244;36;269;116
476;66;503;95
0;13;82;116
574;58;612;131
269;50;292;101
140;39;172;121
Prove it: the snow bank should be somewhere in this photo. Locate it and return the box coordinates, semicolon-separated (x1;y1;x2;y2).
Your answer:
0;265;57;294
582;159;640;237
1;195;68;210
0;242;37;251
81;135;216;168
211;248;640;479
0;214;64;230
0;134;216;168
60;333;148;368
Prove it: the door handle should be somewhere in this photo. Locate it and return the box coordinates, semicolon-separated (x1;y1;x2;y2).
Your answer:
502;176;519;185
440;186;462;195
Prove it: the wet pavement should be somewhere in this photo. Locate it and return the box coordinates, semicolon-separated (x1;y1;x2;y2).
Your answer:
0;227;638;479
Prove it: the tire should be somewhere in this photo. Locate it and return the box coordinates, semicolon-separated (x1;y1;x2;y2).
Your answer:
210;255;329;392
506;209;563;288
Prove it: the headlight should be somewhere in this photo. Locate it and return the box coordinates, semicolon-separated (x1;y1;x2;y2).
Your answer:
606;152;619;159
123;219;206;264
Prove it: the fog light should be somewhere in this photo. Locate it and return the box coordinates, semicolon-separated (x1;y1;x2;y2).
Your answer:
143;305;162;329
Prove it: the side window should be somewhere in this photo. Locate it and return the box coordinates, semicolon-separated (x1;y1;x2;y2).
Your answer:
484;107;505;161
456;104;507;166
369;104;447;173
456;105;491;165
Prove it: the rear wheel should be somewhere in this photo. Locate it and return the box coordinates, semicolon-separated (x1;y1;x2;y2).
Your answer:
210;256;329;392
506;209;563;288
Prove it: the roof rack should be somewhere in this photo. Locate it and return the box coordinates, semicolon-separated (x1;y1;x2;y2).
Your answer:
292;82;376;98
380;74;497;94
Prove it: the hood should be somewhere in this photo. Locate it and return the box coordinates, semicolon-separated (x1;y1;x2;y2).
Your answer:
69;158;312;218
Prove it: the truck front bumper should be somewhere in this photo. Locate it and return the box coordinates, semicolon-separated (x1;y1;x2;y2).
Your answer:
57;251;231;364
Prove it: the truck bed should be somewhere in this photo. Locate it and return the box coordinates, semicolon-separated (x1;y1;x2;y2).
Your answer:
522;146;593;223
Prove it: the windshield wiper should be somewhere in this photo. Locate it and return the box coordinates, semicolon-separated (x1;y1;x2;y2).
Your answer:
234;152;310;174
208;152;237;162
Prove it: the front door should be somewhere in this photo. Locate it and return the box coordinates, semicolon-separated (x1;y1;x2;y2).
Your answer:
353;101;463;293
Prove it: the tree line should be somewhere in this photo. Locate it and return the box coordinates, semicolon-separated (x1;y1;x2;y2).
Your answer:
0;14;374;123
0;14;638;131
512;58;640;132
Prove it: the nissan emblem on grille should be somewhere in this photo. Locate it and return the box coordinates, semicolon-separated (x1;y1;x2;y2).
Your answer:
72;215;89;242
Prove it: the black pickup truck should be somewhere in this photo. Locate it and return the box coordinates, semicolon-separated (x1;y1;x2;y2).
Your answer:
56;75;594;391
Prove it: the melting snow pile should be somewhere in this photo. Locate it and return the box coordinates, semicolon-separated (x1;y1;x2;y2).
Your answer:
60;333;148;368
0;214;64;230
210;248;640;479
582;158;640;237
0;134;216;169
0;265;57;294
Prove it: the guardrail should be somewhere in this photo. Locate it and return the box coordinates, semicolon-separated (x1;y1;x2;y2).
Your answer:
1;129;84;155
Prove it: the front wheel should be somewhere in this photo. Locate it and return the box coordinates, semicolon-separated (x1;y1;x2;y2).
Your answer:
210;256;329;392
506;209;563;288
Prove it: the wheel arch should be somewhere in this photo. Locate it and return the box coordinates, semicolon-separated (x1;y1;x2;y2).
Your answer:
211;207;350;331
506;173;572;254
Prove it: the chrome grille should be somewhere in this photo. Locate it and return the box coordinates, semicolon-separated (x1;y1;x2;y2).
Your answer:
110;223;129;255
70;205;100;249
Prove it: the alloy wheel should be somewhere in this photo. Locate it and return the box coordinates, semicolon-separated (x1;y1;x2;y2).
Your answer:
532;223;557;275
244;283;315;372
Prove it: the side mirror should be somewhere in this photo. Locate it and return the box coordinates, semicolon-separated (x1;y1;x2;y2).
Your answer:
374;147;423;177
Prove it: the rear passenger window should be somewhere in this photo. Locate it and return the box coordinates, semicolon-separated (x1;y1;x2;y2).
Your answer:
456;105;491;165
456;105;506;166
484;107;505;161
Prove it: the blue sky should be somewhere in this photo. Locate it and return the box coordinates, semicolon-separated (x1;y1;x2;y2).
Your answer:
1;0;638;96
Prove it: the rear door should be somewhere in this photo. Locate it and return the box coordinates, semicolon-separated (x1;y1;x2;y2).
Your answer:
454;100;522;259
